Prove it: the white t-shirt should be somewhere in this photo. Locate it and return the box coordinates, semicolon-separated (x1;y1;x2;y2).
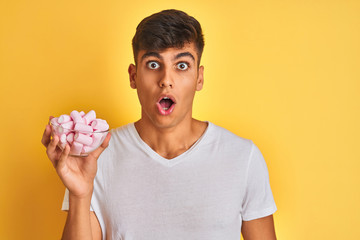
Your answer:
62;122;277;240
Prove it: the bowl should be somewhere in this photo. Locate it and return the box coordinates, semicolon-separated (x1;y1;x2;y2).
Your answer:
50;122;109;157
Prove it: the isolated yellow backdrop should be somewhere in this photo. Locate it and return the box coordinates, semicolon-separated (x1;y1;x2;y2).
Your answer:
1;0;359;239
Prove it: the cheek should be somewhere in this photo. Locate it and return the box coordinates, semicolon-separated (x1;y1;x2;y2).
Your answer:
137;87;149;104
136;80;155;105
181;82;197;104
137;72;158;87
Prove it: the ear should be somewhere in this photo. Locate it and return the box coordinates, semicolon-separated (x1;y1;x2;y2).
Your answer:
196;65;204;91
128;64;137;89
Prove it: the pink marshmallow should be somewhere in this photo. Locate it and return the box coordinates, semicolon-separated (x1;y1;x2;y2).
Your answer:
70;141;83;155
74;123;93;133
82;145;96;154
50;117;59;126
60;134;67;143
58;114;71;124
84;110;96;126
53;128;61;136
91;119;109;131
90;132;106;148
58;134;67;150
75;132;93;146
66;132;74;143
52;122;63;136
57;126;68;135
57;121;74;134
51;110;108;156
70;110;84;124
59;142;66;150
61;121;74;130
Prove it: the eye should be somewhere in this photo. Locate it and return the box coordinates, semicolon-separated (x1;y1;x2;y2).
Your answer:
177;62;189;70
147;61;160;70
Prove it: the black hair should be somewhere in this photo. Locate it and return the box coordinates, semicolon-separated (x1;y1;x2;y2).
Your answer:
132;9;204;66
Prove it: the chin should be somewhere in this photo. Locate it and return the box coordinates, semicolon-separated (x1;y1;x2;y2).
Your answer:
141;106;191;129
151;116;178;129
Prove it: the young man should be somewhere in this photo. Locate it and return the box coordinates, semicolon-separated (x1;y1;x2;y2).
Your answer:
42;9;277;240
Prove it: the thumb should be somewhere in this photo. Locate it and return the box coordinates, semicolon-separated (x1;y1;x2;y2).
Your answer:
89;132;111;159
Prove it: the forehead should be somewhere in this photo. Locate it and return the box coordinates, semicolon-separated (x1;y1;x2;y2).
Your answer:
137;42;198;63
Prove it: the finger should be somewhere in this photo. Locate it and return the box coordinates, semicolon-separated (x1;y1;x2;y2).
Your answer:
46;134;59;157
56;144;70;172
48;116;54;124
41;124;52;147
45;134;60;167
89;132;111;159
43;115;55;147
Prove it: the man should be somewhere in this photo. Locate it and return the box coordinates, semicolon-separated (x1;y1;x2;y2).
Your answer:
42;9;277;240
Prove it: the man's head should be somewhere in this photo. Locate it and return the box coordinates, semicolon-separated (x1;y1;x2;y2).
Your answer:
129;10;205;129
132;9;204;67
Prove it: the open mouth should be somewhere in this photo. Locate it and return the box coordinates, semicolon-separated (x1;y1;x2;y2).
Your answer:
159;97;174;111
157;96;176;115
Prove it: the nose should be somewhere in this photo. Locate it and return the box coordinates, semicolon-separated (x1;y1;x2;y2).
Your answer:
158;68;174;88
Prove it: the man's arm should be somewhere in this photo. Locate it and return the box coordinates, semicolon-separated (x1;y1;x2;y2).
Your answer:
61;211;101;240
241;215;277;240
61;193;102;240
90;211;102;240
42;117;110;240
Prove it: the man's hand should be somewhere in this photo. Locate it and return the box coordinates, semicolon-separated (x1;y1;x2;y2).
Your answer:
241;215;277;240
41;116;111;199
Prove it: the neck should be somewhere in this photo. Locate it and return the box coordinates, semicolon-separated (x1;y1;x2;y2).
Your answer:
134;117;208;159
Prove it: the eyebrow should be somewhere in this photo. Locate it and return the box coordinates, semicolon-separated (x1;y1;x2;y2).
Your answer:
141;51;195;63
174;52;195;61
141;52;163;62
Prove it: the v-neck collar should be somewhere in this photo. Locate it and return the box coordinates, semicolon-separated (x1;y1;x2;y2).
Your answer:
127;121;212;167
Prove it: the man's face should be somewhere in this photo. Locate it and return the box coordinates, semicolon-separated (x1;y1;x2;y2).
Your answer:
128;42;204;129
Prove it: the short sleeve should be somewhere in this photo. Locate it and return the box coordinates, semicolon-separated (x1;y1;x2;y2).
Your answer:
61;188;94;211
241;142;277;221
61;188;69;211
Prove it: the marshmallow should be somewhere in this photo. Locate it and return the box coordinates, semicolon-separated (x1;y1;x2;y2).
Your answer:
70;110;83;124
74;132;93;146
51;110;109;156
50;117;59;126
57;121;74;134
57;126;68;135
51;118;62;136
91;119;109;131
74;123;93;133
90;133;104;148
59;142;67;149
60;134;67;143
58;134;67;149
61;121;74;130
82;145;96;154
66;132;74;143
70;141;83;155
58;114;71;124
83;110;96;126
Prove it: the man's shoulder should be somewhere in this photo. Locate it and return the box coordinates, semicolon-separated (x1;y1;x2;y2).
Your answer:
207;122;253;148
97;123;137;161
105;123;136;149
109;122;135;138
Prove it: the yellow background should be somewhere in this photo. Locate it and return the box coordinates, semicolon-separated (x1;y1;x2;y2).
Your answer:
1;0;359;239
